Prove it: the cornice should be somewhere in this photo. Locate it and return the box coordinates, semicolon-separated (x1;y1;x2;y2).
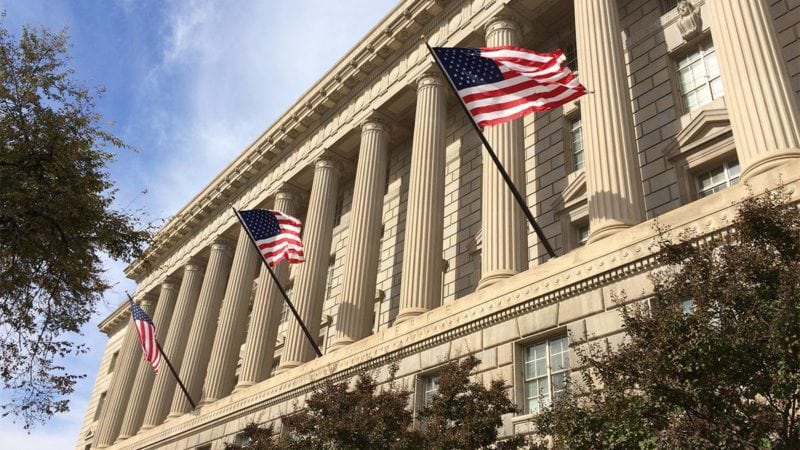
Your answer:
125;0;447;280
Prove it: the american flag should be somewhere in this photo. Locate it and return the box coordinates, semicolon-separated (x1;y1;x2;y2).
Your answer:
239;209;305;266
432;46;588;127
129;299;160;373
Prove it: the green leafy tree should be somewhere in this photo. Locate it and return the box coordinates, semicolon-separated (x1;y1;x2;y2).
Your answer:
0;19;150;427
227;357;528;449
419;355;525;450
279;365;423;450
534;188;800;449
224;422;280;450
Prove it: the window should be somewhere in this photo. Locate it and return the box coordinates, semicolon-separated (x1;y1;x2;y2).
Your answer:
107;351;119;374
196;445;212;450
522;335;570;414
677;40;723;113
697;159;740;198
420;374;440;406
569;117;584;172
333;195;344;227
661;0;678;13
575;223;589;247
681;298;694;314
93;391;107;421
270;356;281;377
562;41;577;72
325;256;336;301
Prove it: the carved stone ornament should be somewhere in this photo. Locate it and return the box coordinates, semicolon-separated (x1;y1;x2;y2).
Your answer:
676;1;702;41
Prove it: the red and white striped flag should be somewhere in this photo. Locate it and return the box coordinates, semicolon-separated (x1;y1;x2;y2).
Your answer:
129;299;160;373
239;209;305;267
432;46;588;127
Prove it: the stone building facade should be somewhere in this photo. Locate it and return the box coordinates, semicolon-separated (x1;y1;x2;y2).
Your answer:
77;0;800;448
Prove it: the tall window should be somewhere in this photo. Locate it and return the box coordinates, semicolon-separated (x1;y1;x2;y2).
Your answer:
420;374;440;406
562;41;578;72
677;40;723;113
576;223;589;247
569;117;584;171
661;0;678;13
107;350;119;374
523;335;570;414
697;159;740;198
93;391;107;421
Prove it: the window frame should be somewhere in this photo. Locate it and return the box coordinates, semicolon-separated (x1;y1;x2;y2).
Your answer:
675;39;722;115
513;329;571;419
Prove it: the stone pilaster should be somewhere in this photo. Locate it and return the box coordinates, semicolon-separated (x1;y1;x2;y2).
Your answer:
707;0;800;181
94;292;157;448
169;237;233;417
236;188;299;387
396;71;447;322
201;226;263;403
575;0;645;243
330;117;390;351
117;277;180;441
280;158;341;368
141;259;205;429
478;15;529;289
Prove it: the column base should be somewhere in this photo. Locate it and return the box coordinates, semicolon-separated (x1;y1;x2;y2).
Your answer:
327;336;356;353
587;222;635;245
233;381;255;394
197;397;217;407
114;435;131;444
477;270;518;290
275;360;303;375
394;307;429;325
140;424;155;432
740;149;800;184
166;411;184;420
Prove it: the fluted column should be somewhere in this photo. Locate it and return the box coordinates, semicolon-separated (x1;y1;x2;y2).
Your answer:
202;225;263;403
396;71;447;322
478;16;529;289
707;0;800;181
236;189;299;387
94;292;157;448
575;0;645;243
281;158;341;368
141;258;205;429
169;237;233;417
330;117;390;351
117;277;180;440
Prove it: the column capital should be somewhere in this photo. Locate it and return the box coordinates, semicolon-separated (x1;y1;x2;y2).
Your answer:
184;256;206;273
273;183;307;206
362;112;391;134
161;275;180;291
210;236;235;253
314;153;345;176
416;68;444;89
485;14;521;40
139;291;158;308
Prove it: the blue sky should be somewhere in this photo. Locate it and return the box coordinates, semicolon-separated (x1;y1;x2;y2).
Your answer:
0;1;397;448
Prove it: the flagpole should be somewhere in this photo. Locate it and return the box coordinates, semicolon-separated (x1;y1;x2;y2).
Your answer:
231;206;323;358
125;292;196;410
425;42;557;259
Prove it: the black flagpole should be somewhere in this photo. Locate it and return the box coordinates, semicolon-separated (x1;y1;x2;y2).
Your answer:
231;206;323;358
425;42;557;258
126;292;196;410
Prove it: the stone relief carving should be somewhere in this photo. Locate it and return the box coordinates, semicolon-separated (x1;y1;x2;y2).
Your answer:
676;0;702;41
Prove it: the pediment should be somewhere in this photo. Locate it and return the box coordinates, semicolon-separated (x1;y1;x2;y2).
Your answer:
665;107;732;161
551;170;586;211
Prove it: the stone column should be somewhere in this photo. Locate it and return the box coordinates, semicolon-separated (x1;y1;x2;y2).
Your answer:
707;0;800;181
236;188;299;388
478;16;529;289
94;292;157;448
141;258;205;429
280;157;341;368
396;71;447;322
117;277;180;440
330;117;390;351
169;237;233;417
201;225;263;403
575;0;645;243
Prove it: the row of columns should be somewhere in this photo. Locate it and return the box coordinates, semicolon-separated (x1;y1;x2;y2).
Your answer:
95;1;800;446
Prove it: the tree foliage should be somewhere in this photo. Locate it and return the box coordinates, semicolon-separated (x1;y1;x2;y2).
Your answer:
0;18;150;427
226;357;527;450
534;188;800;449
